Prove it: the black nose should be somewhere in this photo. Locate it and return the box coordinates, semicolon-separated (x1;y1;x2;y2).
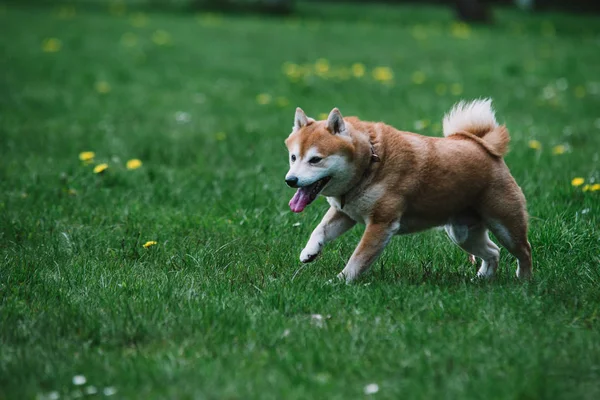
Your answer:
285;177;298;188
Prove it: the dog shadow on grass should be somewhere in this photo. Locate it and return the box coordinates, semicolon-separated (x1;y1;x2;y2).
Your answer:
317;260;528;289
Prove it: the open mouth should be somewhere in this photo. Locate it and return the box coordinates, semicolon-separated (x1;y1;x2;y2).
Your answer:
289;176;331;213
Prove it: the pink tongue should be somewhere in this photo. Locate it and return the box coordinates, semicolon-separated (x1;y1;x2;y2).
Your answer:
289;188;313;213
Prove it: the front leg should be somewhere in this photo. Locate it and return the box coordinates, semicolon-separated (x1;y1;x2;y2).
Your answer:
300;207;356;263
338;221;400;282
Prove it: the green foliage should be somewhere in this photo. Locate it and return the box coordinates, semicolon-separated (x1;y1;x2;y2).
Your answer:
1;1;599;399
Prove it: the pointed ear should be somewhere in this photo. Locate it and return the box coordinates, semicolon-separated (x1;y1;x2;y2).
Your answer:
327;108;346;135
294;107;309;130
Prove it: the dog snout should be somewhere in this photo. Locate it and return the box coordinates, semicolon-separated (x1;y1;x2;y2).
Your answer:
285;176;299;188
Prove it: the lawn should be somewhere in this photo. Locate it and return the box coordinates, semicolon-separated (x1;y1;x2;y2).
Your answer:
1;1;599;399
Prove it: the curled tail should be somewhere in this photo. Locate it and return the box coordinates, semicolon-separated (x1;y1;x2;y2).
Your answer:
443;98;510;157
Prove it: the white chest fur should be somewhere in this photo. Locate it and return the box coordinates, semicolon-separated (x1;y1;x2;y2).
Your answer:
326;183;385;224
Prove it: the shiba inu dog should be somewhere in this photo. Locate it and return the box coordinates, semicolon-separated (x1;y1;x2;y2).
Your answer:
284;99;532;282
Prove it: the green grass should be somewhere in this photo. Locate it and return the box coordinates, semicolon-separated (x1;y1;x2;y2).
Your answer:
1;2;600;399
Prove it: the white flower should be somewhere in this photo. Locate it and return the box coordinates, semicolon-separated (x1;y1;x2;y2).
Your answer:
293;222;301;227
364;383;379;395
542;85;556;100
587;81;599;95
84;386;98;395
175;111;191;124
72;375;86;386
311;314;324;328
555;78;568;91
44;391;60;400
413;120;426;130
282;329;291;337
315;372;331;383
103;387;118;396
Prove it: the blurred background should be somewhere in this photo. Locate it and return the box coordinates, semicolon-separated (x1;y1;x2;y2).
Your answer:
2;0;600;399
12;0;600;15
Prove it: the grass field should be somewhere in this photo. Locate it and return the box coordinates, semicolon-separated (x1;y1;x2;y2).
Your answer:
1;1;600;399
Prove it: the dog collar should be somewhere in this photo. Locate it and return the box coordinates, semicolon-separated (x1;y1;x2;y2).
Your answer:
341;140;380;209
370;143;380;163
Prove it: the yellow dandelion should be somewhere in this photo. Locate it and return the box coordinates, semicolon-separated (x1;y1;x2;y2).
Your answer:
152;30;171;46
591;183;600;192
95;81;111;94
215;132;227;141
130;13;148;28
121;32;138;47
552;144;566;155
42;38;62;53
528;140;542;150
126;159;142;170
411;71;426;85
276;97;289;107
318;113;328;121
108;0;126;16
256;93;272;105
571;177;585;187
351;63;366;78
93;163;109;174
451;22;471;39
282;62;300;77
373;66;394;82
582;184;590;192
143;241;157;248
450;83;463;96
79;151;95;161
435;83;447;95
315;58;330;76
574;86;586;98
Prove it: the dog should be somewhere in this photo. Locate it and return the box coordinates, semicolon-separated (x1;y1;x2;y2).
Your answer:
284;99;532;282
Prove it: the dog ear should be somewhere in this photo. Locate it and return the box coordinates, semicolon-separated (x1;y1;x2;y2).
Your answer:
327;108;346;135
294;107;310;130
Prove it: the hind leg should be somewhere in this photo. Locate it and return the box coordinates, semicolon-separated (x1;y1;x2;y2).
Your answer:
486;218;532;279
481;180;532;279
446;223;500;278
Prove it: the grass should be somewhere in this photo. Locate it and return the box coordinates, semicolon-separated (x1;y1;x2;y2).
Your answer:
1;1;600;399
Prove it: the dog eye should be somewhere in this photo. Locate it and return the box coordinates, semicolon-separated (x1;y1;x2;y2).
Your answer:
291;155;296;162
309;156;322;164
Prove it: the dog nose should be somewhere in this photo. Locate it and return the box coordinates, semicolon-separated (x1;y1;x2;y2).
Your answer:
285;176;299;188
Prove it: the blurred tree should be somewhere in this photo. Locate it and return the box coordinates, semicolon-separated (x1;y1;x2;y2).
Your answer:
455;0;492;22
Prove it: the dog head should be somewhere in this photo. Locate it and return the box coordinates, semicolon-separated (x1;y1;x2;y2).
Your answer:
284;107;357;213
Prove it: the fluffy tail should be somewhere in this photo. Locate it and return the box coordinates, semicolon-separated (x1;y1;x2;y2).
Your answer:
442;98;510;157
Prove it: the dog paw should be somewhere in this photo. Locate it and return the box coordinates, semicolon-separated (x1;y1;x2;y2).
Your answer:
300;241;322;263
337;272;354;284
300;248;320;263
